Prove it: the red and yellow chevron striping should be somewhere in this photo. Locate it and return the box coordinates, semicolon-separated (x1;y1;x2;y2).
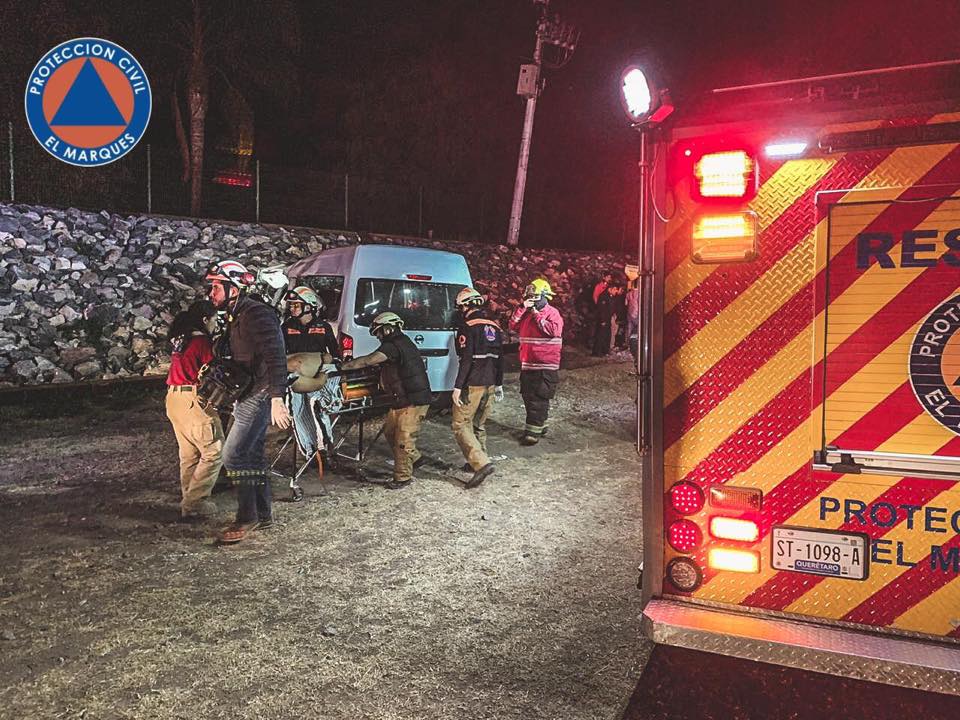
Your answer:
662;112;960;639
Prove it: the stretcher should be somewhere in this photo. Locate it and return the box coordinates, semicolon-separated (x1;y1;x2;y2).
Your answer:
269;365;393;498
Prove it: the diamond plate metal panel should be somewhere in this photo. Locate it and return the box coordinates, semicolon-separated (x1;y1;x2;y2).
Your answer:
643;599;960;695
662;133;960;640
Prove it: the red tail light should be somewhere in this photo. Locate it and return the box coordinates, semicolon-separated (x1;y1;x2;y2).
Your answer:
669;481;704;515
340;332;354;359
692;149;757;202
667;520;702;553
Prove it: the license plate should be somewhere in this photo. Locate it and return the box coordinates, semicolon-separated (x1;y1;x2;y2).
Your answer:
771;526;869;580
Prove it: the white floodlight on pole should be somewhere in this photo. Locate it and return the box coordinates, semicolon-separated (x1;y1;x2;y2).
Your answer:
619;60;673;456
621;66;653;121
619;64;674;128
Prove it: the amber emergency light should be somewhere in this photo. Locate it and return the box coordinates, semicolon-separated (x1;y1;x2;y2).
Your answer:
692;212;758;264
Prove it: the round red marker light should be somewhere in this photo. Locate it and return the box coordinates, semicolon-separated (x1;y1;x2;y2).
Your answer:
669;481;705;515
667;520;703;553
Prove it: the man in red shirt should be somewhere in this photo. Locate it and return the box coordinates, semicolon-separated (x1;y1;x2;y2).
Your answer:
165;300;224;521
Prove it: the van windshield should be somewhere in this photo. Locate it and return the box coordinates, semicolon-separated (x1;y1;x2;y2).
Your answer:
354;279;466;331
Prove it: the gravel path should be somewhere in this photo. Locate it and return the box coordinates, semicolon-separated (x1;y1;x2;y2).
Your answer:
0;355;647;720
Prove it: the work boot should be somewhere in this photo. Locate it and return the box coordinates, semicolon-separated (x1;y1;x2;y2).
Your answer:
180;498;217;522
520;434;540;446
385;478;413;490
465;463;495;489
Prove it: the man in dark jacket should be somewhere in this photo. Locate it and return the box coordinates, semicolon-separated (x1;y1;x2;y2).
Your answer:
451;287;503;489
341;311;431;489
205;260;291;543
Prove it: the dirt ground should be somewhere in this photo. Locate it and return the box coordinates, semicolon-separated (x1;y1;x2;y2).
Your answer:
0;351;648;720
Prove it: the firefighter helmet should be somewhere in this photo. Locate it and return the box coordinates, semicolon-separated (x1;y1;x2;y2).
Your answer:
286;285;323;310
455;287;485;308
524;278;555;300
205;260;255;288
370;311;405;336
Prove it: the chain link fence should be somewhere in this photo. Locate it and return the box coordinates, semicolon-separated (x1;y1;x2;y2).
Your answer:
0;119;639;251
0;118;506;244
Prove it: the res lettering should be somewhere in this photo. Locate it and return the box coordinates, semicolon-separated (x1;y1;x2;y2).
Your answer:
856;228;960;269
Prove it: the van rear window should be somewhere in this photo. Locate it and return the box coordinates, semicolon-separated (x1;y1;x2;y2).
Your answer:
296;275;344;316
354;279;466;331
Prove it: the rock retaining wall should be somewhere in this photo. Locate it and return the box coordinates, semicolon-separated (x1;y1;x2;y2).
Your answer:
0;203;632;385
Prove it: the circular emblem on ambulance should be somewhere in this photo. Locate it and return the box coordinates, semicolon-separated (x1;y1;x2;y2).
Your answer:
909;295;960;434
24;38;151;167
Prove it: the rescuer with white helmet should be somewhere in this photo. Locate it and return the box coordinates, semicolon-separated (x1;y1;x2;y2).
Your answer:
203;259;292;542
281;284;341;479
282;285;340;357
451;286;504;488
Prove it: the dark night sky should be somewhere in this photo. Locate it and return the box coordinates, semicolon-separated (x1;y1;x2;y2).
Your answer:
2;0;958;248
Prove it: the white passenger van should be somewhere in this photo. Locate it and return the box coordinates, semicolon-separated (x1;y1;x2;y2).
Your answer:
285;244;473;393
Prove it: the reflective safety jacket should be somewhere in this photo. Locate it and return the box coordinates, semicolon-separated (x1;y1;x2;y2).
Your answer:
282;317;340;357
454;309;504;389
509;303;564;371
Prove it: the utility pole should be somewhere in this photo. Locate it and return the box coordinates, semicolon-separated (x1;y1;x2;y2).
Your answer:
506;0;578;246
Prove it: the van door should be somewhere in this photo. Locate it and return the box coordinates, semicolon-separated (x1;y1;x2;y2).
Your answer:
352;277;466;392
815;182;960;479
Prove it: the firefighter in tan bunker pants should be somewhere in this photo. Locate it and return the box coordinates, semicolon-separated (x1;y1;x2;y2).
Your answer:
451;287;505;489
340;312;432;489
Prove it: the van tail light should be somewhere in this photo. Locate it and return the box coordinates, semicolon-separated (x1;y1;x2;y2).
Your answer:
708;547;760;573
693;149;757;200
692;212;758;264
709;517;759;542
340;332;354;359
